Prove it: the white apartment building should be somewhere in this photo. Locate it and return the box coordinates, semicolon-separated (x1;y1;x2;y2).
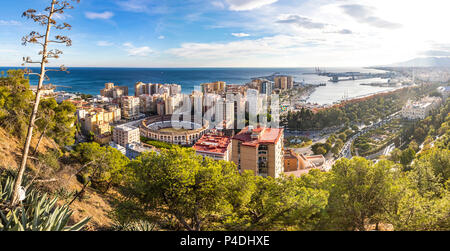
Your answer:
165;94;183;115
135;82;181;97
113;124;140;147
139;94;155;114
121;96;140;119
402;96;442;120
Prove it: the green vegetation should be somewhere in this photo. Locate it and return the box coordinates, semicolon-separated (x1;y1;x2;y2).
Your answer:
0;70;77;147
80;94;93;100
1;70;448;231
140;136;181;149
37;98;77;148
283;84;440;131
311;142;331;155
71;142;130;193
0;70;34;139
353;119;402;156
285;136;312;148
115;147;329;231
400;97;450;150
0;174;90;231
108;141;450;231
311;129;354;157
284;92;402;130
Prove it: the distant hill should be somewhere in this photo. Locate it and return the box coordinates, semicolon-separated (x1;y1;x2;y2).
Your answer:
387;57;450;67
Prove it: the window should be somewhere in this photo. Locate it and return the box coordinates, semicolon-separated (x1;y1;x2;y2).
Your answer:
258;157;268;176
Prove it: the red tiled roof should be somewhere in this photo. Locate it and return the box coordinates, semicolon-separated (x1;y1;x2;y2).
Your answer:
233;126;283;147
193;134;231;154
284;149;300;160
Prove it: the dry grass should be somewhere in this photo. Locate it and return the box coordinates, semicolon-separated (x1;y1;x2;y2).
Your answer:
53;168;115;230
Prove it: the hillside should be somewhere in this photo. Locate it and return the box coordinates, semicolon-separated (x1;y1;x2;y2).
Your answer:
0;127;114;230
388;57;450;67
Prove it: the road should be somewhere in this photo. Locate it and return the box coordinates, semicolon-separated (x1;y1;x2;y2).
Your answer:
338;111;400;160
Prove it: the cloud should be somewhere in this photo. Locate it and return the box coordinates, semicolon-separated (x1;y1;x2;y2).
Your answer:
158;35;165;39
85;11;114;20
337;29;352;34
117;0;169;14
53;13;71;20
211;1;226;9
117;0;148;12
168;35;316;59
276;15;327;29
225;0;278;11
124;43;153;56
97;41;113;46
0;49;18;53
340;4;402;29
325;29;353;35
0;20;21;25
232;33;250;37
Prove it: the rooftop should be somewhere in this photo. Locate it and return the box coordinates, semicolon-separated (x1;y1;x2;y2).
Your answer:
127;143;155;153
115;124;139;132
193;134;231;154
284;149;299;159
233;126;283;147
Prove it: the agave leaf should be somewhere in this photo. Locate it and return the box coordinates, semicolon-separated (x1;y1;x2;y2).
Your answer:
1;175;90;231
66;216;91;231
21;206;27;230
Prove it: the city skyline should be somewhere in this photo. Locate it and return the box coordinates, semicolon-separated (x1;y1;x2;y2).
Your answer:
1;0;450;68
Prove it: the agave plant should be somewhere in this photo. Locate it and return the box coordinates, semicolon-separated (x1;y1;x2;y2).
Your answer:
0;176;90;231
114;220;158;231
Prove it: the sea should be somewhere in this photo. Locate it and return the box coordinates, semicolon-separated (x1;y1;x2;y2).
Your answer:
0;67;397;105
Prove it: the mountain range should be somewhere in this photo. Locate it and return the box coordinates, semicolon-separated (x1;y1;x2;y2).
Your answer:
387;57;450;67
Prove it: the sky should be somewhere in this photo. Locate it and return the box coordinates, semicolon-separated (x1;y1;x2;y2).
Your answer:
0;0;450;68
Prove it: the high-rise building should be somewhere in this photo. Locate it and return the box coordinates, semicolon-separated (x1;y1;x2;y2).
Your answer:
260;80;273;95
201;81;226;94
156;99;165;115
139;94;154;114
232;126;284;178
274;76;293;90
135;82;153;96
101;83;129;98
226;84;247;95
165;94;183;115
214;98;235;130
104;105;122;122
83;109;111;134
121;96;140;119
167;84;182;96
135;82;181;97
